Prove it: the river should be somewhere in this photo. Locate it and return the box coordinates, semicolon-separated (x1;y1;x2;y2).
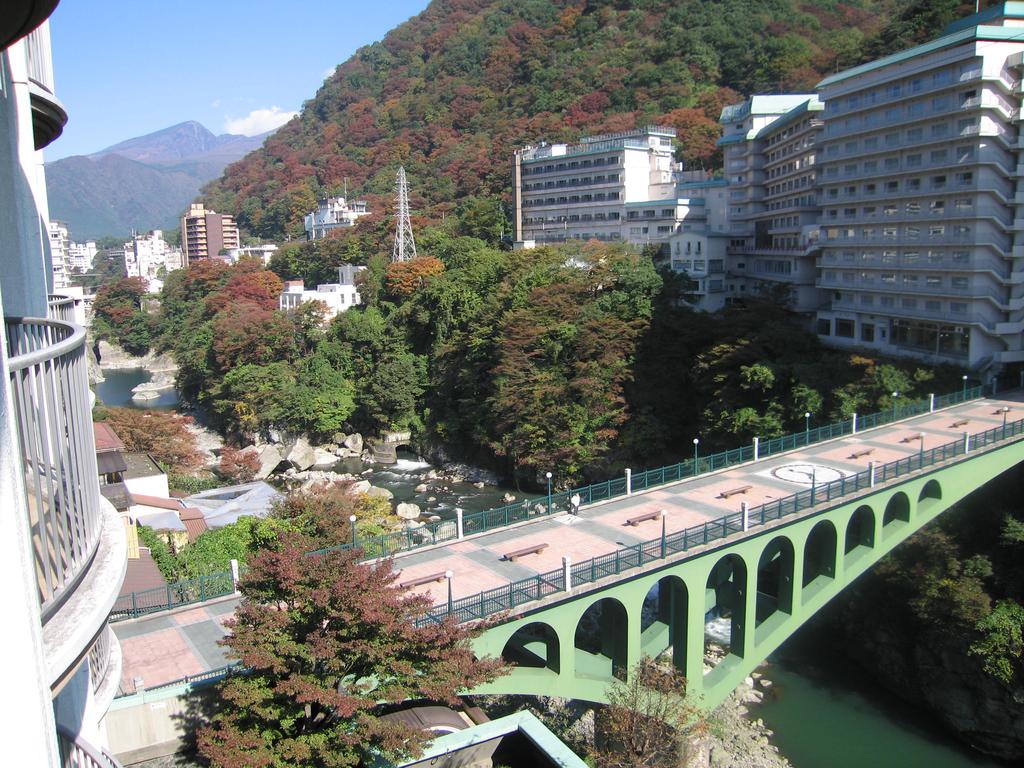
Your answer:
95;368;179;410
753;619;1007;768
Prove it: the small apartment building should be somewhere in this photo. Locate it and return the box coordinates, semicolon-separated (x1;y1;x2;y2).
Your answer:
304;196;370;240
123;229;183;288
47;220;69;289
181;202;240;265
815;2;1024;369
718;95;823;313
224;243;278;264
513;126;683;248
667;179;731;310
279;266;365;320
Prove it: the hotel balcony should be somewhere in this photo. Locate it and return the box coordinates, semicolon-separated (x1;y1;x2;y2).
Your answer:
24;25;66;150
5;315;126;738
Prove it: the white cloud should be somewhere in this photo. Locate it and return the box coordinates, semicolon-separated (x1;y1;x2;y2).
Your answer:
224;106;297;136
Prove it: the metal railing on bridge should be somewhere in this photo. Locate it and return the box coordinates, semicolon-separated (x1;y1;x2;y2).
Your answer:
416;409;1024;626
110;569;236;621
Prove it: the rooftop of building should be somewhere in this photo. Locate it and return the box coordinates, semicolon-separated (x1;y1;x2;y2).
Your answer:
817;3;1024;89
719;94;816;125
124;452;164;480
94;422;126;453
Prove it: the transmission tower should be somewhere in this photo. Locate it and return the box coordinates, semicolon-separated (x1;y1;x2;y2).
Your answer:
391;166;417;262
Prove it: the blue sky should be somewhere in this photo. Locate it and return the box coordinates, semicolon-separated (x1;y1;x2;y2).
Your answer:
47;0;430;160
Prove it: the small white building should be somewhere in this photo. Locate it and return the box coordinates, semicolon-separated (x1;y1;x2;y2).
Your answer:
279;265;366;319
123;229;183;288
304;196;370;240
224;243;278;265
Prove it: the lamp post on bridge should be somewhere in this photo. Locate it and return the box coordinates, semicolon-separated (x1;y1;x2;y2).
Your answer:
545;471;552;515
1002;406;1010;436
804;411;811;442
660;509;668;559
349;515;357;548
892;391;899;422
445;570;454;615
962;374;968;400
693;438;700;475
918;432;925;464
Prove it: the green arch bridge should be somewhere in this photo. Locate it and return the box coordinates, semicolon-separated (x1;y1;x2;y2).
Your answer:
386;390;1024;708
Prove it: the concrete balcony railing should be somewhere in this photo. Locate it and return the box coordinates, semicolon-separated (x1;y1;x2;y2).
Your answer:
24;26;66;150
57;727;124;768
47;295;75;323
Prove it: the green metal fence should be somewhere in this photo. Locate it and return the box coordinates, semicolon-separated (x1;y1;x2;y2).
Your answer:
416;408;1023;626
111;569;236;621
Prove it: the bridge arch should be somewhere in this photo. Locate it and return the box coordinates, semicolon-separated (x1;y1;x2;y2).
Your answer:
501;621;560;674
802;519;837;602
917;479;942;515
574;597;628;681
640;576;688;672
755;536;795;643
844;504;875;566
704;553;748;670
882;491;911;536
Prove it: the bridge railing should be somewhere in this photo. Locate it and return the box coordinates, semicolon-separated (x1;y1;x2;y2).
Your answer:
110;569;236;621
351;385;985;560
416;410;1024;626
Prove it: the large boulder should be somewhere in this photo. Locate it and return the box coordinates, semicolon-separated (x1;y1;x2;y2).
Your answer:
311;448;338;469
348;479;372;495
255;444;283;479
343;433;364;453
365;485;394;500
396;502;421;521
287;437;317;471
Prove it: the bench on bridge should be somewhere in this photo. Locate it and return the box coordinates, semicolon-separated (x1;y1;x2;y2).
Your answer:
993;408;1011;415
399;572;448;589
899;434;920;444
950;418;969;428
717;485;752;499
625;510;662;526
848;447;874;459
501;543;549;562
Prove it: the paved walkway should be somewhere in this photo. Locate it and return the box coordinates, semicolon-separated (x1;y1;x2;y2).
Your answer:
115;392;1023;693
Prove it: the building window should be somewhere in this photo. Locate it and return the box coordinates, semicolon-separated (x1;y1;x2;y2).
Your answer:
861;324;875;342
836;319;855;338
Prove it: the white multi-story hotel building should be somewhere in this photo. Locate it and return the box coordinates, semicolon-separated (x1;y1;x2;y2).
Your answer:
666;179;732;309
303;196;370;240
67;238;96;271
513;126;687;248
1;10;127;766
814;2;1024;369
47;220;69;289
279;265;366;320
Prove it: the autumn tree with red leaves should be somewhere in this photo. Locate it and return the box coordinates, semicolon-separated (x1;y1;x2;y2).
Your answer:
198;494;504;768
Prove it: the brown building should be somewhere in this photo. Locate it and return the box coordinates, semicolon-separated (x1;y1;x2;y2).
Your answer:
180;202;240;265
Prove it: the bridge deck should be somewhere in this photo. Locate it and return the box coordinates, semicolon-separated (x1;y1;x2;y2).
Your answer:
114;393;1021;695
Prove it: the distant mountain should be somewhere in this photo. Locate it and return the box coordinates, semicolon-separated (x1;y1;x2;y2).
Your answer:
46;121;270;240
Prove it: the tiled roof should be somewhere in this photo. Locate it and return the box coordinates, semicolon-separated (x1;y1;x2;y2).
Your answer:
93;422;125;453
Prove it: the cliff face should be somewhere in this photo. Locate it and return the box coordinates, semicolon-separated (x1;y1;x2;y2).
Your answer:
836;615;1024;760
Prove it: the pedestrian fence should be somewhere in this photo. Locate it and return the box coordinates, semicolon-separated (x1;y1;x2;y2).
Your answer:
416;407;1024;626
110;385;986;621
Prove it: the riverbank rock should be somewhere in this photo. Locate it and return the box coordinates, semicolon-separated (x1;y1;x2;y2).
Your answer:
502;492;516;504
184;421;224;468
343;433;363;453
414;483;429;493
441;463;500;485
311;448;337;469
396;502;421;521
698;687;791;768
95;341;179;375
287;437;316;471
255;445;283;480
365;485;393;500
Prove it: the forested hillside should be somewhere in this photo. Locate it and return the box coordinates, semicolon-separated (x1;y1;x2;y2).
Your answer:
203;0;973;240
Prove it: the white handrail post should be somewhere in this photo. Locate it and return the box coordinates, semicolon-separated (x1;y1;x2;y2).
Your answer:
741;502;749;532
563;556;572;593
230;559;240;593
929;393;935;413
868;461;876;487
851;413;857;434
964;431;971;453
456;508;464;540
752;437;759;461
625;468;632;496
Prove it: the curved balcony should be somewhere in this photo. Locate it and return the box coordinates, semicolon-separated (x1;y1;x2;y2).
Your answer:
5;317;127;687
57;727;124;768
24;26;67;149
